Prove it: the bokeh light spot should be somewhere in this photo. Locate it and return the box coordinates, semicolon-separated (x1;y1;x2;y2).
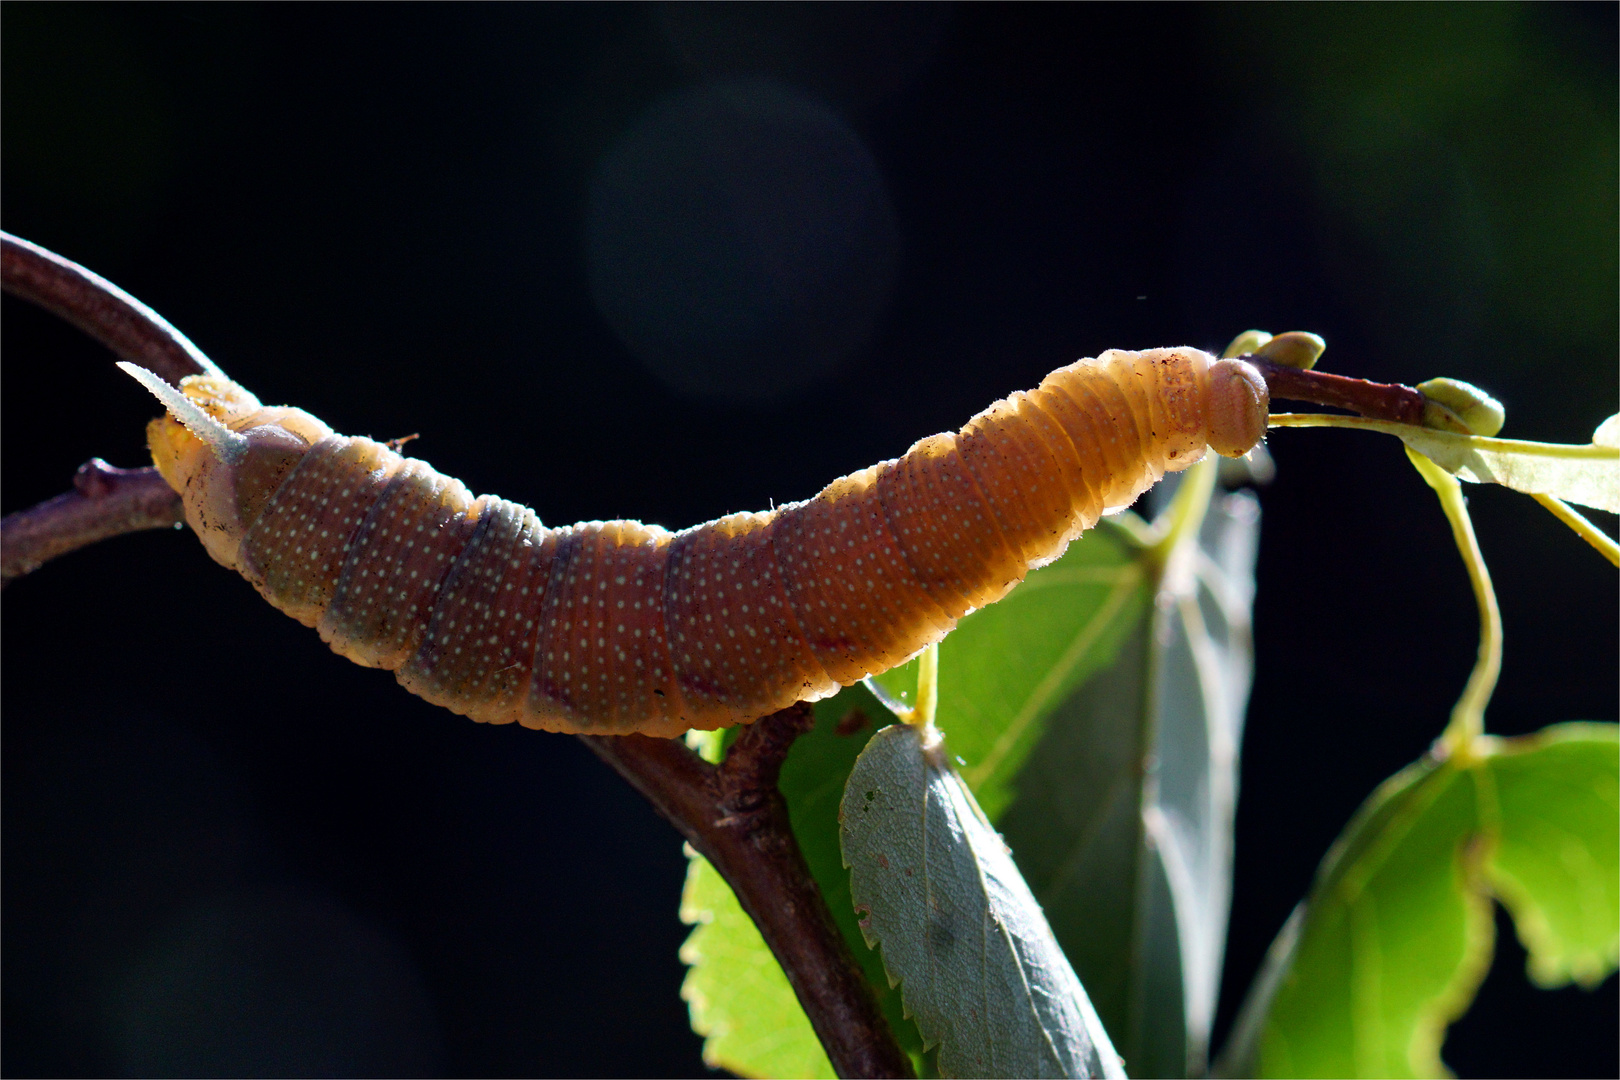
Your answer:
587;79;899;404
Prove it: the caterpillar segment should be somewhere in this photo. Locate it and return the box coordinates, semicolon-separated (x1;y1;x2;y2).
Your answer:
319;457;481;671
119;346;1268;738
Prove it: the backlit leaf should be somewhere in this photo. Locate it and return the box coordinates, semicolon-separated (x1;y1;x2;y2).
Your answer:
1270;414;1620;512
1484;723;1619;988
676;687;932;1078
872;465;1258;1077
680;853;836;1079
1218;723;1620;1078
1000;486;1259;1078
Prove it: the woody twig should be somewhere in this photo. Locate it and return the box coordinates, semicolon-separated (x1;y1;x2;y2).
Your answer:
0;231;911;1080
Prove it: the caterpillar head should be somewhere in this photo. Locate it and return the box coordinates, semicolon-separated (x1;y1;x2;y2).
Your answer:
1203;357;1269;458
121;364;333;571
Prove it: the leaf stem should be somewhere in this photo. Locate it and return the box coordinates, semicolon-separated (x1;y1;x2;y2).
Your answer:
1270;412;1620;463
899;643;942;754
1147;453;1217;572
1532;494;1620;567
1405;449;1501;758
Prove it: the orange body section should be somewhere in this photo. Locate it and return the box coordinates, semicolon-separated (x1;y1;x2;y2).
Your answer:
148;346;1261;736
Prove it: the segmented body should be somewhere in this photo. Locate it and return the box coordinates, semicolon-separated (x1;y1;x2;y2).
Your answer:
135;346;1267;737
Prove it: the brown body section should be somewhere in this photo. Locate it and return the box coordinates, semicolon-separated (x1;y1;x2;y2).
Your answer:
155;346;1251;736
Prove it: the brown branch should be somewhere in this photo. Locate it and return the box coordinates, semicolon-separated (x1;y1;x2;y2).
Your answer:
0;467;911;1076
1;461;183;586
2;233;911;1078
2;231;215;385
1248;356;1428;426
585;711;913;1079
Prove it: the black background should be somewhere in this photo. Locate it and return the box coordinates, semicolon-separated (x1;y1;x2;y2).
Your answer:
4;5;1615;1077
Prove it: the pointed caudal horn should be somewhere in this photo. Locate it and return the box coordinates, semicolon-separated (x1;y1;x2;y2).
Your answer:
118;361;249;465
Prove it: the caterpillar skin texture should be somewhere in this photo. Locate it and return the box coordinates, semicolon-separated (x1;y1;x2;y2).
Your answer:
136;347;1268;738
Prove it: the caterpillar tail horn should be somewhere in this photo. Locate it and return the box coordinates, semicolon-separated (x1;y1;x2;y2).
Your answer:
118;362;249;465
119;362;335;575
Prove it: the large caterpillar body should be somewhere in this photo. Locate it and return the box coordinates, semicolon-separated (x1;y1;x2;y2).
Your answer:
125;347;1268;738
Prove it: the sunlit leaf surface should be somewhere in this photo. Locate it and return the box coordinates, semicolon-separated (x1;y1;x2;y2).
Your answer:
1270;414;1620;513
1484;724;1619;988
677;689;932;1079
872;523;1149;821
680;853;835;1079
1220;723;1619;1079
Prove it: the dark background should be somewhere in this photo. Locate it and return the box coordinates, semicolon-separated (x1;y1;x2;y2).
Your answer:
3;5;1615;1077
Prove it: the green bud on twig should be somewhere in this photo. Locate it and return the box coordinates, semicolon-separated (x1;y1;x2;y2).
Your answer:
1254;331;1327;371
1417;377;1506;437
1222;329;1272;359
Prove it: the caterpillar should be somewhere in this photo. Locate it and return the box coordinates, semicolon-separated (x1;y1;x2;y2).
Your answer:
121;347;1268;738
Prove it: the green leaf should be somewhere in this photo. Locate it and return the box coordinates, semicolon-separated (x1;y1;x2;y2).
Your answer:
870;518;1150;824
1259;757;1492;1079
999;485;1261;1078
870;467;1259;1077
1218;723;1620;1079
782;689;937;1075
839;722;1125;1079
679;853;836;1079
678;473;1252;1077
1401;429;1619;513
1484;722;1620;988
1269;414;1620;513
677;686;933;1079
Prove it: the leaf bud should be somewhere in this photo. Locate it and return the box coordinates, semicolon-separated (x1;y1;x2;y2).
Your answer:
1253;330;1327;370
1417;377;1505;437
1221;329;1272;359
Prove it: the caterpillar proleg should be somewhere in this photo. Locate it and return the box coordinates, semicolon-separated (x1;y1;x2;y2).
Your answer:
122;347;1268;738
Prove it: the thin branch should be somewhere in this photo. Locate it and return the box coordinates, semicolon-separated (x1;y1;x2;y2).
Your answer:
585;710;914;1079
1;461;182;586
2;233;911;1078
2;231;217;385
1248;356;1428;426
